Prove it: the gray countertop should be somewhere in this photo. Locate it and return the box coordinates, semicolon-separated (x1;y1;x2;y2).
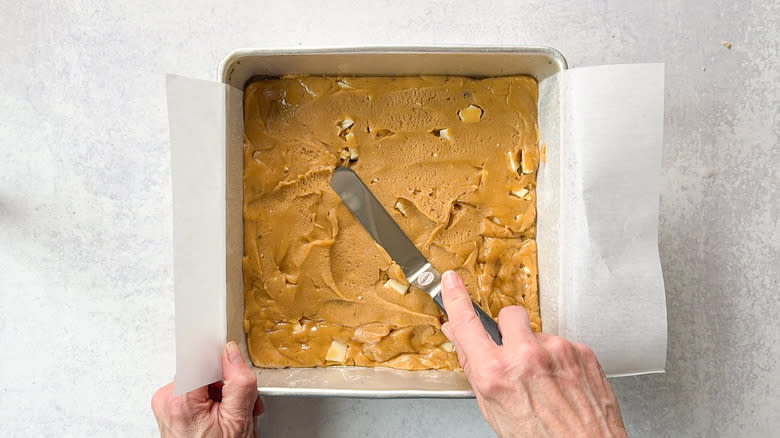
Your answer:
1;0;777;436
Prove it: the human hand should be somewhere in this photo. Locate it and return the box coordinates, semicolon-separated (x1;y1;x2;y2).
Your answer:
152;342;264;438
439;271;627;438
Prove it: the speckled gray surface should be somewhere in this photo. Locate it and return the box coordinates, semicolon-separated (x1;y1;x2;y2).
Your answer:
0;0;777;436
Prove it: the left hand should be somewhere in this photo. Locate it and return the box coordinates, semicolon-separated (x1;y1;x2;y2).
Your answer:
152;342;264;438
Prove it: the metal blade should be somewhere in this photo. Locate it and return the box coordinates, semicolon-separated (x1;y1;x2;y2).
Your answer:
330;167;429;280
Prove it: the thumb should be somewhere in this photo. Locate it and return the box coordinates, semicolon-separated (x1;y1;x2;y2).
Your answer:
219;341;258;421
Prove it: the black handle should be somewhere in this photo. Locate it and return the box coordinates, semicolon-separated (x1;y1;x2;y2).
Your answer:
473;302;503;345
433;291;502;345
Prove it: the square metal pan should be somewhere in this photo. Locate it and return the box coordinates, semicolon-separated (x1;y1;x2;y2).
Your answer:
220;46;566;398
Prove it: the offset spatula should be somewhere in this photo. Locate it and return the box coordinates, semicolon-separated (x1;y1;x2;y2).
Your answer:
330;167;502;345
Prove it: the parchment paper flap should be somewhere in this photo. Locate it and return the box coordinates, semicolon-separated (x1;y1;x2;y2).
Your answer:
167;75;228;395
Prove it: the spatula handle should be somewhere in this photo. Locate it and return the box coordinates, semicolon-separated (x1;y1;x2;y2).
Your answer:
473;302;503;345
432;291;503;345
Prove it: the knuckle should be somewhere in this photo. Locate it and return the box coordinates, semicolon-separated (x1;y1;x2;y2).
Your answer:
476;378;505;398
544;335;572;354
232;369;258;389
474;359;509;397
545;337;585;369
573;342;598;364
517;344;554;370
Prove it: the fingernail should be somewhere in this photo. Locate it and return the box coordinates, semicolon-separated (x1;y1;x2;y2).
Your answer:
226;341;243;364
442;271;464;290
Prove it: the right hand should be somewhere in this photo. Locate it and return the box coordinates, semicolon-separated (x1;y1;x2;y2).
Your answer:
439;271;627;438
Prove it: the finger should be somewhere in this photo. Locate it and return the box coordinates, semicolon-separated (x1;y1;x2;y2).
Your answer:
575;350;625;432
440;271;495;359
183;384;210;405
220;341;259;419
151;381;174;418
533;335;605;427
441;322;474;376
537;334;581;371
571;342;608;395
153;380;211;429
253;396;265;417
497;305;538;347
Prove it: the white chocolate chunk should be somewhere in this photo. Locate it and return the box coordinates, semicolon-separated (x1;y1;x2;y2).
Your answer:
338;118;355;130
521;151;535;174
440;342;455;352
458;104;484;123
394;200;407;216
348;146;359;160
510;188;529;199
384;278;409;295
431;128;451;140
507;151;519;172
325;340;348;362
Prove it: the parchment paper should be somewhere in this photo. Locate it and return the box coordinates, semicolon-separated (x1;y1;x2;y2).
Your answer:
538;64;667;376
166;75;227;395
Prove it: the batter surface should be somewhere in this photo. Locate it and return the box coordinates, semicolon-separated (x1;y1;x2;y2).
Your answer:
243;76;540;370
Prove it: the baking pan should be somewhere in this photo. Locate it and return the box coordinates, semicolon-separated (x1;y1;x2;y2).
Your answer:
219;47;567;398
